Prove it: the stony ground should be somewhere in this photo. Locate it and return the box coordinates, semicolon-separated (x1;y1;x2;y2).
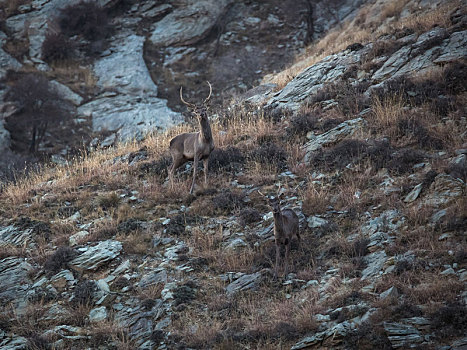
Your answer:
1;0;467;349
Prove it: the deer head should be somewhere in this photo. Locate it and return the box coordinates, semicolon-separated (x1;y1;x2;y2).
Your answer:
180;81;212;122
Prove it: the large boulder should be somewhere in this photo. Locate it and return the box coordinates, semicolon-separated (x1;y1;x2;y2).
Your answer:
70;240;122;271
149;0;234;47
78;34;182;142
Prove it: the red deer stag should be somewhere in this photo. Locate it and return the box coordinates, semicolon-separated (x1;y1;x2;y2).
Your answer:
169;82;214;194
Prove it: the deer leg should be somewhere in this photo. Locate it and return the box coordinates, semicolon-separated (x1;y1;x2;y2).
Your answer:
203;157;209;186
190;154;199;194
274;243;280;279
284;242;290;278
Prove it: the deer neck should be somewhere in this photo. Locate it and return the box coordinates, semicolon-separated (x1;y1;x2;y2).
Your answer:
273;210;285;232
199;118;212;143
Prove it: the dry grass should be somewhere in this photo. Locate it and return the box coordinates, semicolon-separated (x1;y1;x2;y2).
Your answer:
301;180;331;216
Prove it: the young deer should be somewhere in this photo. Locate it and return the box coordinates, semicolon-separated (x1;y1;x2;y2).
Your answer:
260;191;300;278
169;82;214;194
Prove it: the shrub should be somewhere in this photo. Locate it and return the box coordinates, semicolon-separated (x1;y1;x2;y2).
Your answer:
96;192;120;210
59;1;110;41
445;160;467;183
310;139;368;170
41;31;75;63
309;81;370;114
286;111;318;138
43;246;77;275
430;302;467;339
5;73;73;153
73;280;97;305
249;142;288;170
212;190;244;214
386;148;425;174
238;207;262;227
139;155;171;179
208;147;245;173
397;117;444;149
117;218;145;234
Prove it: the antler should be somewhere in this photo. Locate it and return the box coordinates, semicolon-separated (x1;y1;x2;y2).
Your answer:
180;86;196;109
203;81;212;104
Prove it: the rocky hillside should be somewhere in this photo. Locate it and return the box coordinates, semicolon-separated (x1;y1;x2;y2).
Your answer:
0;0;466;349
1;0;362;176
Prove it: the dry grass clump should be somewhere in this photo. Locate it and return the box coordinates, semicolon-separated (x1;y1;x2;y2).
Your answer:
301;181;331;216
43;246;77;276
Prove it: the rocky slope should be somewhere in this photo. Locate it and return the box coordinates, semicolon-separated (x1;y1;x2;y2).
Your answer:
0;0;466;349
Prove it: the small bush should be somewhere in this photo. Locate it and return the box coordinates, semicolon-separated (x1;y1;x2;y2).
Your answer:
430;302;467;339
310;139;369;170
139;155;171;179
59;1;110;41
386;148;425;174
286;111;318;138
73;280;97;305
445;161;467;183
117;218;145;234
96;192;120;210
249;142;288;170
173;283;196;306
309;81;370;114
212;190;244;214
27;333;51;350
43;246;77;275
208;147;245;173
238;207;262;227
41;31;75;63
397;117;444;149
367;39;403;59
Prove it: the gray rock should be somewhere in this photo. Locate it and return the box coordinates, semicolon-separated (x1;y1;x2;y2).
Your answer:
50;269;76;290
69;230;89;246
361;250;387;280
89;306;108;323
404;183;423;203
0;225;34;247
434;30;467;64
373;28;467;83
0;334;28;349
303;118;367;162
421;174;464;208
440;267;456;276
70;240;122;271
138;269;168;289
383;322;424;348
267;48;367;111
292;321;354;349
307;216;329;229
149;0;233;47
380;286;399;300
451;336;467;350
226;271;263;296
0;257;33;312
0;33;22;80
224;237;248;250
49;80;83;106
5;0;82;60
0;119;11;152
79;34;182;142
361;209;405;236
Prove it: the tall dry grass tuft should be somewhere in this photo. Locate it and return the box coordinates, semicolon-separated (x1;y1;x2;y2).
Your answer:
369;93;406;137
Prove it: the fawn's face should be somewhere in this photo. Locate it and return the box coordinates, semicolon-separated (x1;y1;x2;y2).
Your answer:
268;197;281;213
